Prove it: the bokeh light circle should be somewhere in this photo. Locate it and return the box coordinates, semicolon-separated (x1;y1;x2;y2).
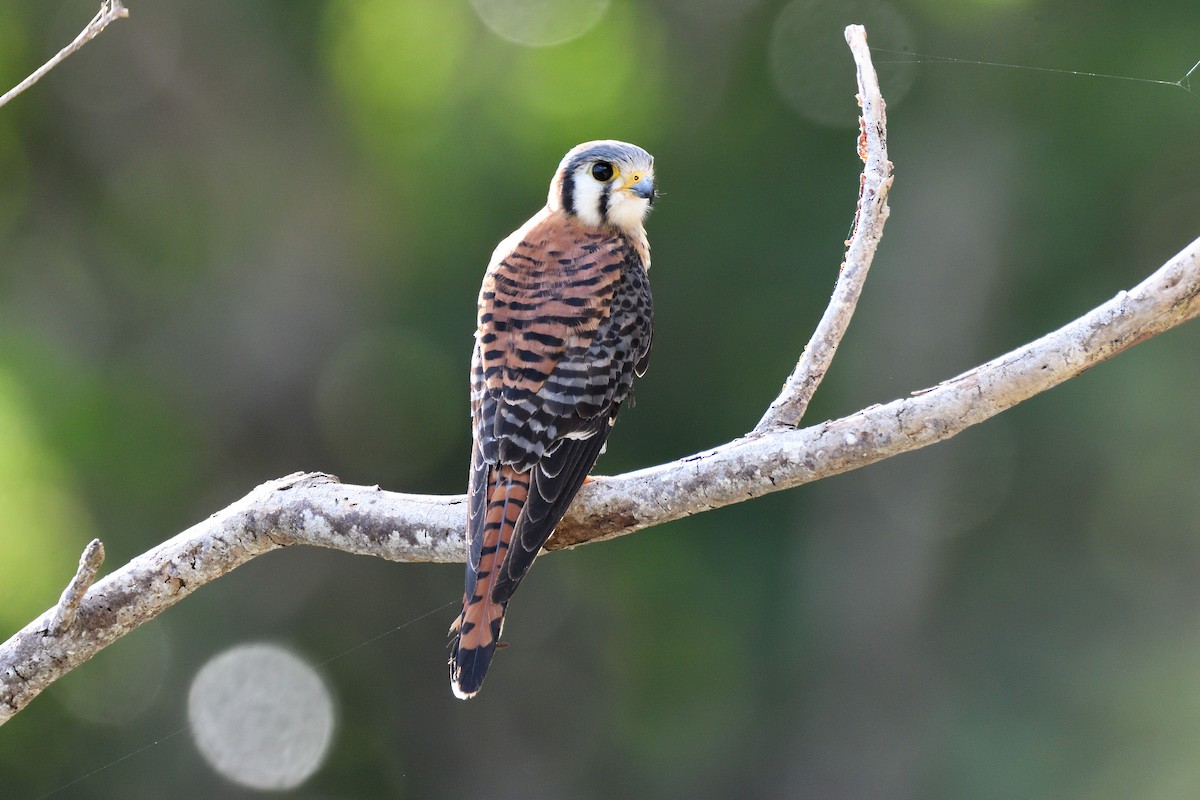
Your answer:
769;0;917;128
470;0;611;47
188;643;335;791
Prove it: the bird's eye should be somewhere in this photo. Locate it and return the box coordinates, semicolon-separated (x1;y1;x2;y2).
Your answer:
591;161;615;182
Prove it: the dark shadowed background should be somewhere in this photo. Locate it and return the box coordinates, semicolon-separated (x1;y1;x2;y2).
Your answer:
3;0;1200;797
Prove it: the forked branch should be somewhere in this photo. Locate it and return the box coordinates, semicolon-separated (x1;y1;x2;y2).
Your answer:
4;25;1200;726
754;26;892;433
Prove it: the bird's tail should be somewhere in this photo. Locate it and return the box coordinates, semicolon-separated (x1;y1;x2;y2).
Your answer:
449;466;529;699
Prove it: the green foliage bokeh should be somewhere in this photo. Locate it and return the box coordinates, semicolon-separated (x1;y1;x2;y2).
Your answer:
2;0;1200;797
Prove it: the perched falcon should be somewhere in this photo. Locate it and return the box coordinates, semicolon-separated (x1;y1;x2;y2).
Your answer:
449;141;657;699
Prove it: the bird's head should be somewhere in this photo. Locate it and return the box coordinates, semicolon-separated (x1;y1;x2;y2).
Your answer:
548;140;656;232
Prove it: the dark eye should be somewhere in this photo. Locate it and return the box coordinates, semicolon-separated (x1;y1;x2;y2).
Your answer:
591;161;614;182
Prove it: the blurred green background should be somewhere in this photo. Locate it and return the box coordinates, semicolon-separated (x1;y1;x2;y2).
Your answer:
2;0;1199;797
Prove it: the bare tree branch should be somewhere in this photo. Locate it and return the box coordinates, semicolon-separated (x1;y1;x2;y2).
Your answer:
3;24;1200;726
553;232;1200;549
754;26;893;433
0;0;129;111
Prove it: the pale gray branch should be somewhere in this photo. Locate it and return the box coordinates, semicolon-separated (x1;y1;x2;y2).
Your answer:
557;233;1200;547
4;26;1200;727
49;539;105;636
0;0;129;111
754;25;892;433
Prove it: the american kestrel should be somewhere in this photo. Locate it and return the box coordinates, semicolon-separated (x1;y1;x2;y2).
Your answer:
449;140;657;699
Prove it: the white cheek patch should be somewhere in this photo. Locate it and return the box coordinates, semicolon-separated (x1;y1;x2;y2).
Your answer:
605;193;650;230
570;176;605;227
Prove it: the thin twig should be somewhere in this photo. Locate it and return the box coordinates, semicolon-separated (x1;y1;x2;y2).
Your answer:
753;24;893;433
48;539;106;636
0;0;130;111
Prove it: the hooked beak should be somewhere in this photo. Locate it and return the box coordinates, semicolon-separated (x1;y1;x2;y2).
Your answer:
628;174;655;203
